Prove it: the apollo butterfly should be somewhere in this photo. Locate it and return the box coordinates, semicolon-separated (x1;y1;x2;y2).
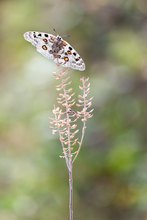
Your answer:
24;31;85;71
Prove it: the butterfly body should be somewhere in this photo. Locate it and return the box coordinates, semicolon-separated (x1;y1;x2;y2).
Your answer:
24;31;85;71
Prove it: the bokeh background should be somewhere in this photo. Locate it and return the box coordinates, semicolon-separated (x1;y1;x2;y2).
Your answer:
1;0;147;220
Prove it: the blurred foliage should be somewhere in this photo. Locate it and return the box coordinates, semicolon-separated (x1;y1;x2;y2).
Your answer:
1;0;147;220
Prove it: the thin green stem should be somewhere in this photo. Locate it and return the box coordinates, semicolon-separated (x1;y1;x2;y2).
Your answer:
72;121;86;163
62;78;73;220
68;160;73;220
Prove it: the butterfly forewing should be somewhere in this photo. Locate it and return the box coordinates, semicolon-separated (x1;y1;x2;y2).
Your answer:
24;31;85;71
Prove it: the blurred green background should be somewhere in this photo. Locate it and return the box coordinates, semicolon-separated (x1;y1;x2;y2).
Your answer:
1;0;147;220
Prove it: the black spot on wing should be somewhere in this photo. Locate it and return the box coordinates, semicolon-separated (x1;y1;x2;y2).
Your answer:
75;57;80;61
33;32;37;38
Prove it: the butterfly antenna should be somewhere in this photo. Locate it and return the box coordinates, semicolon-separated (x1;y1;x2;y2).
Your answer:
53;28;57;34
61;34;71;39
52;28;70;38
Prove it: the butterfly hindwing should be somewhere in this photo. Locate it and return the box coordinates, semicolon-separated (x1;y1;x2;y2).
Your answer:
24;31;85;71
61;41;85;71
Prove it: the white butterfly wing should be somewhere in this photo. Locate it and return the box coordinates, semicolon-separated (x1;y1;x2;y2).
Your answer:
24;31;56;60
24;31;55;60
60;41;85;71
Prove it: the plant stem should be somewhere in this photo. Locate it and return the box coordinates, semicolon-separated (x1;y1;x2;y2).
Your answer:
72;121;86;163
61;76;73;220
68;160;73;220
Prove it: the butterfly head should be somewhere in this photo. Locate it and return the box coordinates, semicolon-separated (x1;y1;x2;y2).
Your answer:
56;35;62;42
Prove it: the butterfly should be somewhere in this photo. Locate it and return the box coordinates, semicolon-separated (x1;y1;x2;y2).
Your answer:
23;31;85;71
